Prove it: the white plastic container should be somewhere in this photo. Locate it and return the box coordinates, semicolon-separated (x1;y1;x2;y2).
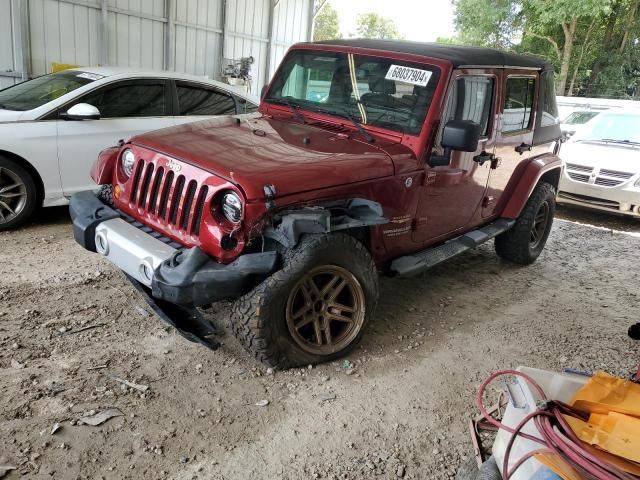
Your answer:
491;367;589;480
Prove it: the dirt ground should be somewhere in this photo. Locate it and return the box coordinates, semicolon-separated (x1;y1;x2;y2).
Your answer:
1;204;639;480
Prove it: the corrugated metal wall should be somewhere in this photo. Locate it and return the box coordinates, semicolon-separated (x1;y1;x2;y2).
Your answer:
4;0;312;95
0;0;25;89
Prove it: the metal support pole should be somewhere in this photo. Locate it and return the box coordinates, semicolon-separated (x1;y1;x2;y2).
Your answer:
99;0;109;65
164;0;174;70
307;0;315;42
264;0;277;82
12;0;30;80
219;0;227;79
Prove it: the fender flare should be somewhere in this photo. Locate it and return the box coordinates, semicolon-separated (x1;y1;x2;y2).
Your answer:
90;145;120;185
501;153;562;219
264;198;388;248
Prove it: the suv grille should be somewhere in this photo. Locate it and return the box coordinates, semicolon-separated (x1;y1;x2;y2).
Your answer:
129;159;209;237
565;164;634;187
566;163;593;174
595;177;623;187
567;172;590;183
598;168;633;179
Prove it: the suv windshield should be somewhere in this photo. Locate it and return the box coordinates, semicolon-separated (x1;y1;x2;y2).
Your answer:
573;112;640;145
562;111;599;125
265;51;440;135
0;70;99;111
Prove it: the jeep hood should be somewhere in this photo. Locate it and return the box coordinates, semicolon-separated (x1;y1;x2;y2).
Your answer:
131;115;397;201
562;141;640;173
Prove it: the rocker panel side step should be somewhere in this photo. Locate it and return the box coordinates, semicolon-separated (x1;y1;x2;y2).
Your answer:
390;218;515;277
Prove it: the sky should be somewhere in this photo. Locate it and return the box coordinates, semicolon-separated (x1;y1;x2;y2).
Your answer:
329;0;456;42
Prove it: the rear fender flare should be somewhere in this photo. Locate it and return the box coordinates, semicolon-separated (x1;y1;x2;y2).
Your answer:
501;153;562;219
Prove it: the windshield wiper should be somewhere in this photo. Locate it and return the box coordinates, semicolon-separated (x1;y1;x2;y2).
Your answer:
313;105;374;143
599;138;640;146
269;96;305;124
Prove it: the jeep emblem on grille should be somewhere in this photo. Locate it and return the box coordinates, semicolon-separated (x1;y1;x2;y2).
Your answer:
167;159;182;173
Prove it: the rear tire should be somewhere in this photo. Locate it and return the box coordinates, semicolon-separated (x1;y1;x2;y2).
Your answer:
230;233;379;369
495;181;556;265
0;156;38;231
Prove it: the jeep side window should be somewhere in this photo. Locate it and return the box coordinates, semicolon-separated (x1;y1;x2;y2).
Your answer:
441;76;494;137
502;77;535;133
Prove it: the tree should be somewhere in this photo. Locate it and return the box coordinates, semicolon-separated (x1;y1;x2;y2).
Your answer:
355;13;402;40
313;3;341;41
525;0;612;95
453;0;523;49
452;0;640;98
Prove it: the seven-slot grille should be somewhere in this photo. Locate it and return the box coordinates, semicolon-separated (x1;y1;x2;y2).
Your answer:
565;163;634;187
129;158;208;236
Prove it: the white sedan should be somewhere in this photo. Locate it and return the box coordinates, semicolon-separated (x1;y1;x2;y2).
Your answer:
557;109;640;218
0;67;258;230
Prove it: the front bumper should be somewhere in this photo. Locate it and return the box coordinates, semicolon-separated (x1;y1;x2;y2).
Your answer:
69;191;278;307
558;174;640;217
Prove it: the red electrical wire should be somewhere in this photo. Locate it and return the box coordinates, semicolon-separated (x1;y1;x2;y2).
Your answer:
475;370;639;480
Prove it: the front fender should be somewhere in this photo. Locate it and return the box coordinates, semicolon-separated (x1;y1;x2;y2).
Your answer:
90;146;120;185
501;153;562;219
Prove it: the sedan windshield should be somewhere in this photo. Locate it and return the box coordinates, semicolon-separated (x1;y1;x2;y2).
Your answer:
265;51;440;135
573;112;640;144
0;70;99;111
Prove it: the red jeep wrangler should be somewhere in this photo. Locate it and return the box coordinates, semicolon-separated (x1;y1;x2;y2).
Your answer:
71;39;562;368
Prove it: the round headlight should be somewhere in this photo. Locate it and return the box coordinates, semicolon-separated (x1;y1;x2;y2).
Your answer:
221;192;243;224
121;149;135;177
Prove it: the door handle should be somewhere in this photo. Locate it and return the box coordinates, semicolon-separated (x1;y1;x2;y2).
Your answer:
515;143;532;154
473;151;495;166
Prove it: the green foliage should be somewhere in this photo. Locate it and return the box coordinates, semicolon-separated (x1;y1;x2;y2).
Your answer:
452;0;640;98
355;13;402;40
453;0;523;49
313;3;341;41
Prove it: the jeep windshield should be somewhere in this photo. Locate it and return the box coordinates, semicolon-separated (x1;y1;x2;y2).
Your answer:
264;51;440;136
573;112;640;146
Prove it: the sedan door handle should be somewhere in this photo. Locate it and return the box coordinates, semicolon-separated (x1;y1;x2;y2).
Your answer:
515;143;532;154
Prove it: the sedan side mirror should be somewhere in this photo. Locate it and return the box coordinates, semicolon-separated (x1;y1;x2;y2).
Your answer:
63;103;101;121
429;120;482;167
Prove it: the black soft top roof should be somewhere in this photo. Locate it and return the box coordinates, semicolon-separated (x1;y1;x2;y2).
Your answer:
303;39;552;71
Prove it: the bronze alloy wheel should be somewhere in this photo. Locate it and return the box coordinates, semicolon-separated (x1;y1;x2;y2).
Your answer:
529;200;550;249
286;265;366;356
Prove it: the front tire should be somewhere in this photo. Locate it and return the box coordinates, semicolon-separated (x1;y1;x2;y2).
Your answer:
0;157;38;231
495;181;556;265
231;233;379;369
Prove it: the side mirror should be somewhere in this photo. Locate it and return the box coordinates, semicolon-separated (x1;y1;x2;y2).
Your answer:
261;84;268;99
63;103;101;121
429;120;482;167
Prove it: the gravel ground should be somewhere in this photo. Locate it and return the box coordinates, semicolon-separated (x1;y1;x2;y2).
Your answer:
0;204;638;480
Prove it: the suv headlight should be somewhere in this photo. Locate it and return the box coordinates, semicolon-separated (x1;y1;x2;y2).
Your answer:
221;191;243;224
121;149;135;177
635;176;640;188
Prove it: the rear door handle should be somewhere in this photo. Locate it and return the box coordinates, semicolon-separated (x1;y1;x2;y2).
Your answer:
515;143;532;154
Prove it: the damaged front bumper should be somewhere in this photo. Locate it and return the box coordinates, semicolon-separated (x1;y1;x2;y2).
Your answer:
69;191;278;347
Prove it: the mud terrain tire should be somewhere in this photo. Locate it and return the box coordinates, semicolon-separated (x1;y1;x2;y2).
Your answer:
495;181;556;265
230;233;378;369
